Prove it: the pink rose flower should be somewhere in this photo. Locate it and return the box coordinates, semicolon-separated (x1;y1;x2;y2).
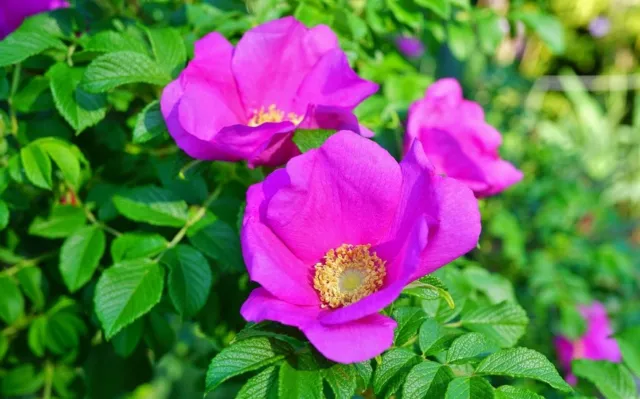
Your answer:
555;302;622;385
161;17;378;168
406;78;523;197
0;0;68;39
240;131;481;363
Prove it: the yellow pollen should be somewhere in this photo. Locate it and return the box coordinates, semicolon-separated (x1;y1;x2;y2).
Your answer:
313;244;386;309
247;104;303;127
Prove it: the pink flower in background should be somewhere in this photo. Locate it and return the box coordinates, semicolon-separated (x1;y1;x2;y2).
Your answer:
555;302;622;385
0;0;68;39
240;131;480;363
406;78;523;197
395;36;425;58
161;17;378;168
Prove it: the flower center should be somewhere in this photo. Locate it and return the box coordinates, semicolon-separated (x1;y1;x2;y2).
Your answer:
247;104;303;127
313;244;386;309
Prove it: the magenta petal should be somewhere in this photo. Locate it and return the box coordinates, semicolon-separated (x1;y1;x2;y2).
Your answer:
265;131;402;264
319;216;429;325
297;104;362;133
0;0;68;39
295;49;379;110
160;81;232;160
241;287;320;326
391;141;481;279
475;159;524;198
580;302;622;363
232;17;338;115
554;336;574;370
304;313;396;363
242;184;320;306
213;122;295;163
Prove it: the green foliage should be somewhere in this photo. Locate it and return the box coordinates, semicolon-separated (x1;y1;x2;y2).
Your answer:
0;0;636;398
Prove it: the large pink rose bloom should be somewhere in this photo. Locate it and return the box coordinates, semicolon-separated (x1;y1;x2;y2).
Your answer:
406;78;523;197
161;17;378;167
0;0;68;39
240;131;481;363
555;302;622;385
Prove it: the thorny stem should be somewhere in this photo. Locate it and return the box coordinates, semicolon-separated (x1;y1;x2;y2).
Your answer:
154;184;225;262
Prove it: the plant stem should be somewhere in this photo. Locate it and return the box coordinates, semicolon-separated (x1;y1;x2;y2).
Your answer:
42;361;54;399
154;185;224;262
0;251;58;277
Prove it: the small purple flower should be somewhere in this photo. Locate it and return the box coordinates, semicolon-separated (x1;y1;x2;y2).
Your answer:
0;0;68;39
588;16;610;38
395;36;425;58
555;302;622;385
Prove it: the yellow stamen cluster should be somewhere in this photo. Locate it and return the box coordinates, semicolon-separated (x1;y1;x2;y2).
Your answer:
247;104;303;127
313;244;386;309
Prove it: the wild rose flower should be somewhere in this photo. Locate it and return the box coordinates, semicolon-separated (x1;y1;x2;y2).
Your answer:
406;78;523;197
555;302;622;385
240;131;481;363
0;0;68;39
395;36;425;58
161;17;378;167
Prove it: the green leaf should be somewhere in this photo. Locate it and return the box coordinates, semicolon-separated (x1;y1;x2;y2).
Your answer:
16;267;45;310
403;361;454;399
112;319;143;358
494;385;544;399
81;51;172;93
84;31;148;54
323;363;357;398
60;225;106;292
616;326;640;377
461;302;528;347
476;348;572;392
13;76;52;113
0;333;8;361
511;12;565;54
447;333;498;364
237;366;279;399
444;377;494;399
292;129;337;153
0;199;8;230
205;337;291;393
146;28;186;77
45;300;87;354
0;31;65;67
447;23;475;60
419;318;460;355
163;244;212;317
94;259;165;339
572;360;636;399
278;360;323;399
28;206;86;238
28;317;47;357
373;348;420;395
36;138;82;188
113;186;189;227
188;219;244;273
20;143;52;189
111;232;168;262
403;275;454;306
0;275;25;324
47;63;107;133
476;10;504;54
1;364;44;396
393;307;428;346
354;360;373;388
132;101;168;144
415;0;450;19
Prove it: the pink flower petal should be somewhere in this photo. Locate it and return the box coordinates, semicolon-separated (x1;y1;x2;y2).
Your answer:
241;287;320;326
232;17;338;116
264;131;402;264
295;49;379;111
242;184;320;306
160;80;233;160
304;313;397;363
